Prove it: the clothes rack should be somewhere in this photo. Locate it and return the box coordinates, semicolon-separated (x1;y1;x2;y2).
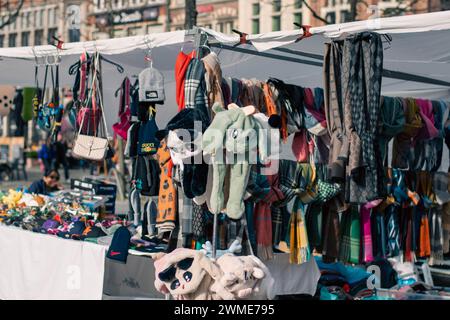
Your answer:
207;40;450;88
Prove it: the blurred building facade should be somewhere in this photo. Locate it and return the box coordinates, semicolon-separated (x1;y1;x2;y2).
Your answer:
0;0;92;47
0;0;449;48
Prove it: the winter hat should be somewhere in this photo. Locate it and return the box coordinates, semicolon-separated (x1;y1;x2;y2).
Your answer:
137;118;160;155
0;85;15;117
57;221;86;239
139;67;165;104
107;226;132;263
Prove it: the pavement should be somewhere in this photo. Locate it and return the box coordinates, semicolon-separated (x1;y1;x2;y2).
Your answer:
0;166;129;215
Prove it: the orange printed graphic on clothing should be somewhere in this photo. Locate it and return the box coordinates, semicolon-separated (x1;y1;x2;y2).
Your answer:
156;141;177;225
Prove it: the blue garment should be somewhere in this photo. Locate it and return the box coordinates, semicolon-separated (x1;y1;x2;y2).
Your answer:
315;256;371;285
27;179;57;195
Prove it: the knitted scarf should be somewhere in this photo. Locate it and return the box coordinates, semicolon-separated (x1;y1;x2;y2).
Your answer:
360;200;382;263
371;209;387;259
305;202;323;253
379;96;405;165
429;207;444;264
175;50;196;111
321;198;341;263
392;98;423;169
289;197;310;264
385;205;400;257
253;173;284;261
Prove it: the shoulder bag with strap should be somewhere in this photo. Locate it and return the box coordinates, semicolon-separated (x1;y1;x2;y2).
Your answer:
112;77;131;140
73;53;110;161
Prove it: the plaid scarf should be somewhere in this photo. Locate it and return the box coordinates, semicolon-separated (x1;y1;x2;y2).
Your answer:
184;58;208;115
179;191;193;237
251;171;284;260
339;205;360;264
289;197;310;264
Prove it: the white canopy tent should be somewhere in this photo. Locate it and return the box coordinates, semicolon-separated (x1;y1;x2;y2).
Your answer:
0;10;449;129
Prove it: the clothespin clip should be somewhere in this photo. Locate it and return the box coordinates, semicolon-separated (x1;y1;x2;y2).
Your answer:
294;23;312;43
51;36;66;50
232;29;251;47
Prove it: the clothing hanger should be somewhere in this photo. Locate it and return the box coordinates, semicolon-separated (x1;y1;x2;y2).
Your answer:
144;35;154;68
99;55;124;73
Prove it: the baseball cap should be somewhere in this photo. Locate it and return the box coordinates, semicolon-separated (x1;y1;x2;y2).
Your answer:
139;67;165;104
107;226;132;263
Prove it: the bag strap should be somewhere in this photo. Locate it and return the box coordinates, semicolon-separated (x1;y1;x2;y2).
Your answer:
42;65;49;104
78;53;99;136
96;55;110;139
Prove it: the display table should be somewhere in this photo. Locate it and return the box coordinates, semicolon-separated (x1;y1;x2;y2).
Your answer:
0;225;320;299
103;252;320;299
0;225;107;300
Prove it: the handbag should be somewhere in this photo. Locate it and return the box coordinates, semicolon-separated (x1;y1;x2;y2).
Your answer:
73;53;110;161
112;77;131;140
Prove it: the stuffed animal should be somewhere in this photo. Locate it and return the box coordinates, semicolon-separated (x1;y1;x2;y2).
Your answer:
201;239;242;259
153;248;231;300
2;189;23;209
212;253;275;300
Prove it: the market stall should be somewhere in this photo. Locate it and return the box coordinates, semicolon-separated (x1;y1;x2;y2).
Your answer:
1;11;450;300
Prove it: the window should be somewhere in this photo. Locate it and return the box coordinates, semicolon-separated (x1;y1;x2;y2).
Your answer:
217;22;224;33
225;21;234;34
47;28;57;44
0;35;4;48
273;0;282;12
54;8;59;26
21;32;30;46
272;15;281;31
252;3;260;16
36;9;44;27
26;12;31;28
48;8;54;26
326;12;336;24
294;0;302;9
340;10;350;23
252;18;260;34
21;13;26;29
68;29;80;42
127;27;141;36
34;30;43;45
8;33;16;47
294;13;302;26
